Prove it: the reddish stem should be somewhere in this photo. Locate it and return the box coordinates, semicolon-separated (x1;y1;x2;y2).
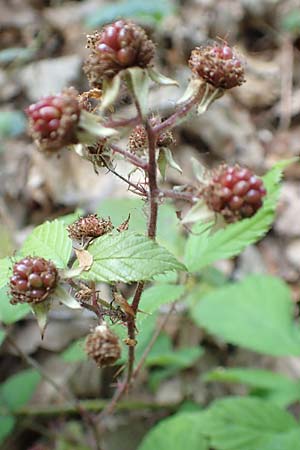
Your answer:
110;143;148;170
105;115;140;129
153;92;202;135
158;188;198;203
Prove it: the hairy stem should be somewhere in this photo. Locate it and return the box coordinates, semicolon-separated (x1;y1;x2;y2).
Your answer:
101;83;199;418
153;89;203;135
131;302;177;381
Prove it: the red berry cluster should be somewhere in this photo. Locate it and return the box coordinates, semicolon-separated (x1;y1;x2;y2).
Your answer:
204;165;266;222
10;257;58;305
84;20;155;87
189;43;245;90
25;88;81;152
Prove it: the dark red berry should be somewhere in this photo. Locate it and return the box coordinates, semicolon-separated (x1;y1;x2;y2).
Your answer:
189;43;245;90
10;257;58;305
203;164;266;223
83;20;155;88
25;87;81;152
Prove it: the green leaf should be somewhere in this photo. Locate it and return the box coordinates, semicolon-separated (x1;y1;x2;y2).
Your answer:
137;412;208;450
97;198;184;257
146;337;203;368
258;428;300;450
138;284;185;318
0;258;12;290
0;287;30;325
61;339;86;363
100;75;121;111
0;111;26;138
191;275;300;356
126;68;150;118
281;9;300;33
185;160;294;271
57;209;84;226
1;369;40;411
52;286;82;309
76;231;185;283
31;300;51;338
78;110;118;140
204;368;296;391
148;67;179;86
202;396;299;450
204;368;300;408
97;198;146;233
20;219;72;268
0;415;15;445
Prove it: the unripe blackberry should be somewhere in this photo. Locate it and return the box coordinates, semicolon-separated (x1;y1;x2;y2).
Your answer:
203;164;266;223
67;214;113;242
10;257;58;305
85;324;121;367
189;43;245;90
25;87;81;152
83;20;155;87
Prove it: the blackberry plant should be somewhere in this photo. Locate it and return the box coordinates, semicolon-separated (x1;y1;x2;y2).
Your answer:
0;18;298;450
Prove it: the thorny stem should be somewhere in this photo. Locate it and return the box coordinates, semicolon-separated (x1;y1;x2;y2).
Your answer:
126;117;158;381
100;83;205;419
101;106;161;419
131;302;177;381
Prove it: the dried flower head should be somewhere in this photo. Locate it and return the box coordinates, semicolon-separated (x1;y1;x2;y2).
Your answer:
67;214;113;241
25;87;81;152
189;43;245;90
128;116;175;153
202;164;266;223
83;20;155;87
10;257;58;305
85;323;121;367
85;139;114;170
